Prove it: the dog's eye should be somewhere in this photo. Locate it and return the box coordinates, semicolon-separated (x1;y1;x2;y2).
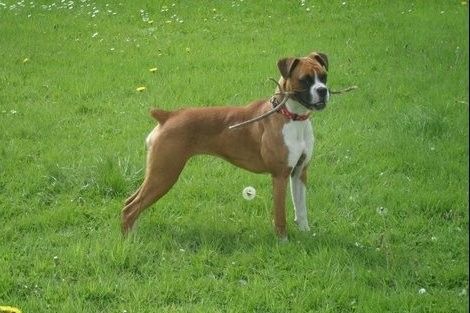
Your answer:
300;76;313;85
317;74;327;83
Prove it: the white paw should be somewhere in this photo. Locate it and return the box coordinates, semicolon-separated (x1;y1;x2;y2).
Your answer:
295;219;311;232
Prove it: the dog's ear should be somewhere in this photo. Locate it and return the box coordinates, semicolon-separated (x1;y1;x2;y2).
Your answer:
277;57;300;79
310;52;329;71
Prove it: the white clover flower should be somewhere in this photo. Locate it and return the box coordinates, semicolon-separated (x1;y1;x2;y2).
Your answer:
354;241;364;248
242;186;256;200
376;206;388;216
418;288;426;294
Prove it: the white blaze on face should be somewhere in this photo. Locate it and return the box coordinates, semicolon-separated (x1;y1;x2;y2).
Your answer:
309;73;329;105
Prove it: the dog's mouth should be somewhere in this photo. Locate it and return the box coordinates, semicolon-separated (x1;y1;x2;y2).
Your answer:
292;90;328;111
311;101;326;111
295;96;327;111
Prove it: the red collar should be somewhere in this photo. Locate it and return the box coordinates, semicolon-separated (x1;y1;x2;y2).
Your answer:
270;96;311;121
278;106;311;121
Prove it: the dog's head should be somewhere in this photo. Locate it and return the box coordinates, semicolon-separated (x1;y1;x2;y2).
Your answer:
277;52;329;111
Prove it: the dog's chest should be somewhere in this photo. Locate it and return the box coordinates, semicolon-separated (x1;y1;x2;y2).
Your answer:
282;121;314;168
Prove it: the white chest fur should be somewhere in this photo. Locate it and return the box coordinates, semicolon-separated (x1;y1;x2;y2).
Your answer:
282;120;314;169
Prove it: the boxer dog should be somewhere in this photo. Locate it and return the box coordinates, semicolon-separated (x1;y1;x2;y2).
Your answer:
122;52;329;240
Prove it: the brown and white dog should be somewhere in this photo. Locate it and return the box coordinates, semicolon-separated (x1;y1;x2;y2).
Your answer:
122;52;329;240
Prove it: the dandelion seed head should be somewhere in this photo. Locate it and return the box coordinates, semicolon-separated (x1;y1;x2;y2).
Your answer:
242;186;256;200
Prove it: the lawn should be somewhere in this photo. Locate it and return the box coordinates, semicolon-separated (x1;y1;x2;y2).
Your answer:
0;1;468;312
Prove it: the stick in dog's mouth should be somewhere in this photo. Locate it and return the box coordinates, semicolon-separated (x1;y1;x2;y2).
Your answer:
228;79;357;130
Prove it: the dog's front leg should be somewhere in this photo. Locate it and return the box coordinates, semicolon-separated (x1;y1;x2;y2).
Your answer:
290;166;310;232
272;174;289;241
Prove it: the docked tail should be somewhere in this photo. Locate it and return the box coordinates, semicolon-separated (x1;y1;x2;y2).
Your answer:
150;108;172;124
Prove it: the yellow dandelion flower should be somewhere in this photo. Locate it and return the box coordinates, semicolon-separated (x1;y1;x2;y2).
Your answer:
0;306;22;313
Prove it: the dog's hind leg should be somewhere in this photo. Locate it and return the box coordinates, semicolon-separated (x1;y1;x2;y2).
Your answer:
121;144;189;235
124;187;141;206
123;125;161;207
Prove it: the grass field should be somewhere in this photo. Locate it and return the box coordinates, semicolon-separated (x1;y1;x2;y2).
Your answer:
0;1;468;312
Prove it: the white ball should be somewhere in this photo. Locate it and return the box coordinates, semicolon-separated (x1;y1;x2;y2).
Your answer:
242;186;256;200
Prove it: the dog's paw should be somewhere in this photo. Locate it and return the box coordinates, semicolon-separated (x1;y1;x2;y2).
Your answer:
278;235;289;244
295;219;311;232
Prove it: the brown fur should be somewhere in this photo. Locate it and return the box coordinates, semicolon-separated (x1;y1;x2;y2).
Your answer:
121;100;293;236
121;52;327;239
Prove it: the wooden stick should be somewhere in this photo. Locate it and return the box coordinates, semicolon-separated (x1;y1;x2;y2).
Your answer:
228;78;358;130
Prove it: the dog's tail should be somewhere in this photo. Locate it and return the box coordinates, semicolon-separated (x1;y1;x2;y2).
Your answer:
150;108;171;124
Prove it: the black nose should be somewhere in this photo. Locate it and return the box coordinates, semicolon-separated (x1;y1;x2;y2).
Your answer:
317;87;328;98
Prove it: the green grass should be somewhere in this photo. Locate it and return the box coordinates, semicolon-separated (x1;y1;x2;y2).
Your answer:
0;1;468;312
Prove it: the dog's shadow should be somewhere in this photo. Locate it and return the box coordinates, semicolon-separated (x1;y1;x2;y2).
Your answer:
132;220;388;269
137;220;277;255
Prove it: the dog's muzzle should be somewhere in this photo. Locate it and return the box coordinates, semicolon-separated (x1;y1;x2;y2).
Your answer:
294;87;329;111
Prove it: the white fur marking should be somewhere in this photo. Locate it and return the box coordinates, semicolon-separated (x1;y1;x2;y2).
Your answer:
285;98;311;115
282;121;314;168
290;178;310;231
310;73;329;104
282;120;314;231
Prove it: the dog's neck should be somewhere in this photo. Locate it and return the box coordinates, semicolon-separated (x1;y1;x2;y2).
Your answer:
275;77;311;115
270;95;311;121
284;98;311;115
272;78;311;120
